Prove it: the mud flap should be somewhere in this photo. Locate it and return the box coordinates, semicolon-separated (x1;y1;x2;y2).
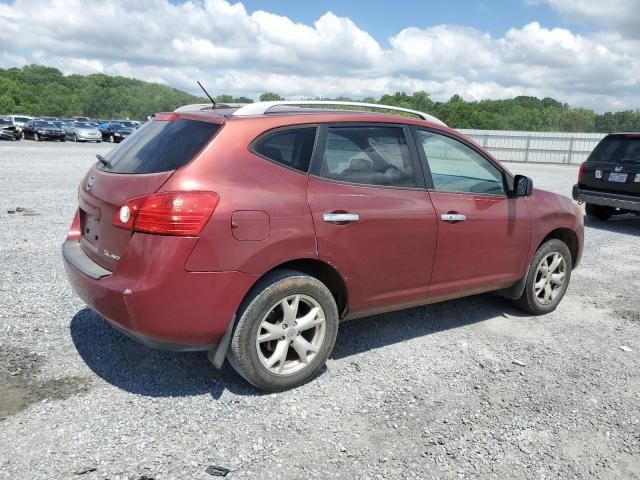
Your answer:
207;315;236;369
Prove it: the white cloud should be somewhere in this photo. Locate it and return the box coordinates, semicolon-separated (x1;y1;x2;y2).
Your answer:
531;0;640;38
0;0;639;111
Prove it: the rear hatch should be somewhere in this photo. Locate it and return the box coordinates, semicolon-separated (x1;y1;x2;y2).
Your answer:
580;134;640;195
77;115;222;271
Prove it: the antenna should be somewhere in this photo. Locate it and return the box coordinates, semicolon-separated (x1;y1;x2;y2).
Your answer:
197;81;216;109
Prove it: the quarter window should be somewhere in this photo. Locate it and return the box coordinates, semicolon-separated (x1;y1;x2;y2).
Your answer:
320;126;416;188
253;127;317;173
417;130;505;195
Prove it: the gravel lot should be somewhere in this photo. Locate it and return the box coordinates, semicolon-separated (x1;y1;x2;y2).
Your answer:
1;141;639;480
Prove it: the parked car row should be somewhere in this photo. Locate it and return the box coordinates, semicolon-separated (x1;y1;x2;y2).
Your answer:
0;115;142;142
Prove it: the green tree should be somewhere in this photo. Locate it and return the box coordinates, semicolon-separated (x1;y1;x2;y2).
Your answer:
259;92;284;101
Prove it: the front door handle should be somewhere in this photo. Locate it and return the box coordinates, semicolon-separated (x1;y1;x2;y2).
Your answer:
323;213;360;224
441;213;467;222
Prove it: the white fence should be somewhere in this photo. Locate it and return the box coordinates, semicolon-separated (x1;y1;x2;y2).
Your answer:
458;129;606;165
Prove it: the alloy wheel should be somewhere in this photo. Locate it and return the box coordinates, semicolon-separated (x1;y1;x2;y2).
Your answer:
255;294;326;375
533;252;566;305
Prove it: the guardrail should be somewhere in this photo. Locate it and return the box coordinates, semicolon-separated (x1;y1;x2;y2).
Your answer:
458;129;606;165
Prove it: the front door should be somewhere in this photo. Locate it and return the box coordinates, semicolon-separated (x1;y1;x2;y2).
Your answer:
414;129;531;300
307;124;438;317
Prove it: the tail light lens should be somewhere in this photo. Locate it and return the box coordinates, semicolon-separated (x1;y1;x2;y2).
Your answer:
114;192;219;236
578;163;585;183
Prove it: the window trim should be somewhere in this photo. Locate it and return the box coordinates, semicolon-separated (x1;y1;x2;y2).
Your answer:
248;124;320;175
412;126;511;197
310;122;427;190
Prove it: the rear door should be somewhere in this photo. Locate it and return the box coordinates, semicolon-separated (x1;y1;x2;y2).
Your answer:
77;116;222;271
414;129;531;299
580;134;640;195
307;123;438;316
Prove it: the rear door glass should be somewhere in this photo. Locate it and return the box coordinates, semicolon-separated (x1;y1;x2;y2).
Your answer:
98;119;220;174
589;137;640;165
319;126;417;188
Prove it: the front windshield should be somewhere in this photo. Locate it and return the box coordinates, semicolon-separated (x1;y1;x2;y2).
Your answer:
75;122;93;128
111;123;128;131
15;117;30;123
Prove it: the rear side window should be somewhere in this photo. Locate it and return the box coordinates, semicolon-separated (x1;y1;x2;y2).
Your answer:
319;126;417;188
589;137;640;165
98;119;220;174
253;127;317;173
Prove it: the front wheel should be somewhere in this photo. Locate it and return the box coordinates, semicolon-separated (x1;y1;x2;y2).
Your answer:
73;134;77;142
513;239;572;315
34;133;40;142
228;270;339;391
585;203;614;221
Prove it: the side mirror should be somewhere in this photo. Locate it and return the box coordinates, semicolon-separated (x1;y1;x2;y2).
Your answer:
512;175;533;197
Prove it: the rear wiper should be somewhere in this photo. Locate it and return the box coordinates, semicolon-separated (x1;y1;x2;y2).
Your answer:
96;153;111;168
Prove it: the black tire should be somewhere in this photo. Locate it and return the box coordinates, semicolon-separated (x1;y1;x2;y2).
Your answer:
228;269;339;391
108;134;114;143
585;203;614;221
513;239;572;315
34;133;40;142
73;134;77;142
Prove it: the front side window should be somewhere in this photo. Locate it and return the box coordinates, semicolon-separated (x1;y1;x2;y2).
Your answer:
417;130;505;195
253;127;316;173
319;126;416;188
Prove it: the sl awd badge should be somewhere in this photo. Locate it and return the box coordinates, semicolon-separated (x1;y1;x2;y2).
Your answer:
86;175;96;190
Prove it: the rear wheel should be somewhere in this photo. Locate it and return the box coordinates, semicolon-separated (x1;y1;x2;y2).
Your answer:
513;239;572;315
228;270;339;391
585;203;614;221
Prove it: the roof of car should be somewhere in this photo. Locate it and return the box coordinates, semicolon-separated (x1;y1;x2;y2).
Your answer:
173;101;447;127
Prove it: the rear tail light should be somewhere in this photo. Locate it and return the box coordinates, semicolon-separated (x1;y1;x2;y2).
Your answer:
113;192;219;236
578;163;585;183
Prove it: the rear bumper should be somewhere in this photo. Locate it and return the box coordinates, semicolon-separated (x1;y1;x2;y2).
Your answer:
62;236;257;350
572;185;640;212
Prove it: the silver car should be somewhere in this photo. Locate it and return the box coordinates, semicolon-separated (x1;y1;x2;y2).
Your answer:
64;121;102;143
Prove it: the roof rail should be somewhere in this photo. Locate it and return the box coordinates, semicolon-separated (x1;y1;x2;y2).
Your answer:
174;103;250;112
231;101;447;126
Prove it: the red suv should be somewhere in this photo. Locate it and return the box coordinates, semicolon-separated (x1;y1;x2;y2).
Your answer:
63;101;584;391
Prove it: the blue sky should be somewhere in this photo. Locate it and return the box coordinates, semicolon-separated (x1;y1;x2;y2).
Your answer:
233;0;570;41
1;0;639;111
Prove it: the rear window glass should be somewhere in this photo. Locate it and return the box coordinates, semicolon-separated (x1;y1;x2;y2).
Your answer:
98;119;220;174
253;127;316;173
590;137;640;165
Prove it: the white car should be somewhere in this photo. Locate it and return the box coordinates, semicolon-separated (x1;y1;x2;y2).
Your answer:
6;115;33;137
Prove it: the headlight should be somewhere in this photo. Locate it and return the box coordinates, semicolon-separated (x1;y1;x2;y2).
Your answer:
37;130;45;134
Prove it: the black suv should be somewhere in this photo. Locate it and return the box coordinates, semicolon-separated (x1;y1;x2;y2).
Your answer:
573;133;640;221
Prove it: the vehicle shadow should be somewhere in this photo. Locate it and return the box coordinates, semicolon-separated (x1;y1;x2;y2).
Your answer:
70;308;259;399
584;214;640;237
332;294;527;360
71;295;526;398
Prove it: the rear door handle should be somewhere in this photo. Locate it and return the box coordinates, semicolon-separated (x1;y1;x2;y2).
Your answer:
323;213;360;223
441;213;467;222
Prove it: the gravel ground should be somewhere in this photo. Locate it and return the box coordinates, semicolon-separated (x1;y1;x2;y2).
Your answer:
1;141;639;480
